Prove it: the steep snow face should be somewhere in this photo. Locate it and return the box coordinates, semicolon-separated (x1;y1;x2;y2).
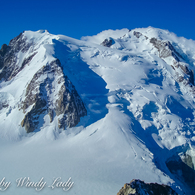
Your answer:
1;27;195;194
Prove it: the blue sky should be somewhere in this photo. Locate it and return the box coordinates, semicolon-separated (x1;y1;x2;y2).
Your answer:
0;0;195;46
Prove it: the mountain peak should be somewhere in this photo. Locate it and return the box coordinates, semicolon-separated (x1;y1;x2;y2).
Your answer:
1;27;195;194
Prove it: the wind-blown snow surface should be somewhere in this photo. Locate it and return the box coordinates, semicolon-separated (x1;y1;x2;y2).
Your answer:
1;27;195;194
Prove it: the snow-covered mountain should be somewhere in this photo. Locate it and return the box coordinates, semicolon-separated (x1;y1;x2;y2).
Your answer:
1;27;195;194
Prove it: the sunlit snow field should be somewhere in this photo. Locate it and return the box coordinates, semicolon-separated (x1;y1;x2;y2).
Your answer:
1;27;195;194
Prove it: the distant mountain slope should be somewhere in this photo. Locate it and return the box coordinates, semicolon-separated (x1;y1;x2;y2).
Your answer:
1;27;195;194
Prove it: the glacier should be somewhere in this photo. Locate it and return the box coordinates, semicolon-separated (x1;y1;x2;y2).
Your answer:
1;27;195;194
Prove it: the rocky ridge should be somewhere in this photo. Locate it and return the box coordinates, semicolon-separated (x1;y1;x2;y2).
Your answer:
0;32;34;81
117;179;178;195
0;32;87;133
149;36;194;86
132;31;195;89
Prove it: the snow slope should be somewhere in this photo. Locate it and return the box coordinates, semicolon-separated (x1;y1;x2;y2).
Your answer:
1;27;195;194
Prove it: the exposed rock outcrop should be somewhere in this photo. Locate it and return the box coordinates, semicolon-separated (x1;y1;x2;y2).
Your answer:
150;38;182;60
101;38;114;47
20;59;87;132
150;37;194;86
0;32;35;81
0;92;12;111
0;32;87;133
133;31;142;38
179;64;194;85
48;108;54;123
166;152;195;192
117;179;178;195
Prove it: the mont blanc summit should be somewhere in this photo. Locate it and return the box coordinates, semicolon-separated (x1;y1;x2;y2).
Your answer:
1;27;195;194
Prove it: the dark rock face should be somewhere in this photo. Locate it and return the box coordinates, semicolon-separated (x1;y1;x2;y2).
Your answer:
53;60;87;129
179;65;194;85
150;37;194;86
0;44;10;57
117;179;178;195
21;98;47;133
21;52;37;70
20;59;87;132
150;38;182;60
101;38;113;47
0;44;10;72
166;153;195;192
48;108;54;123
0;32;87;133
133;31;142;38
0;32;35;81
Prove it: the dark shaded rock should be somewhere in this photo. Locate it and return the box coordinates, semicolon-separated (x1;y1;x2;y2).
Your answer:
58;115;67;129
54;68;87;128
20;59;87;132
150;38;182;60
117;179;178;195
0;32;34;81
166;153;195;192
0;58;3;70
0;93;13;111
0;103;9;110
0;44;10;57
188;69;194;85
178;76;184;82
0;44;10;69
150;37;194;86
21;112;35;133
133;31;142;38
9;32;31;53
101;38;113;47
48;108;54;123
179;65;194;85
21;52;37;70
21;98;47;133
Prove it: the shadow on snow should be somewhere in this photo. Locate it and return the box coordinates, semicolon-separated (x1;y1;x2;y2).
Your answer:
53;39;109;127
